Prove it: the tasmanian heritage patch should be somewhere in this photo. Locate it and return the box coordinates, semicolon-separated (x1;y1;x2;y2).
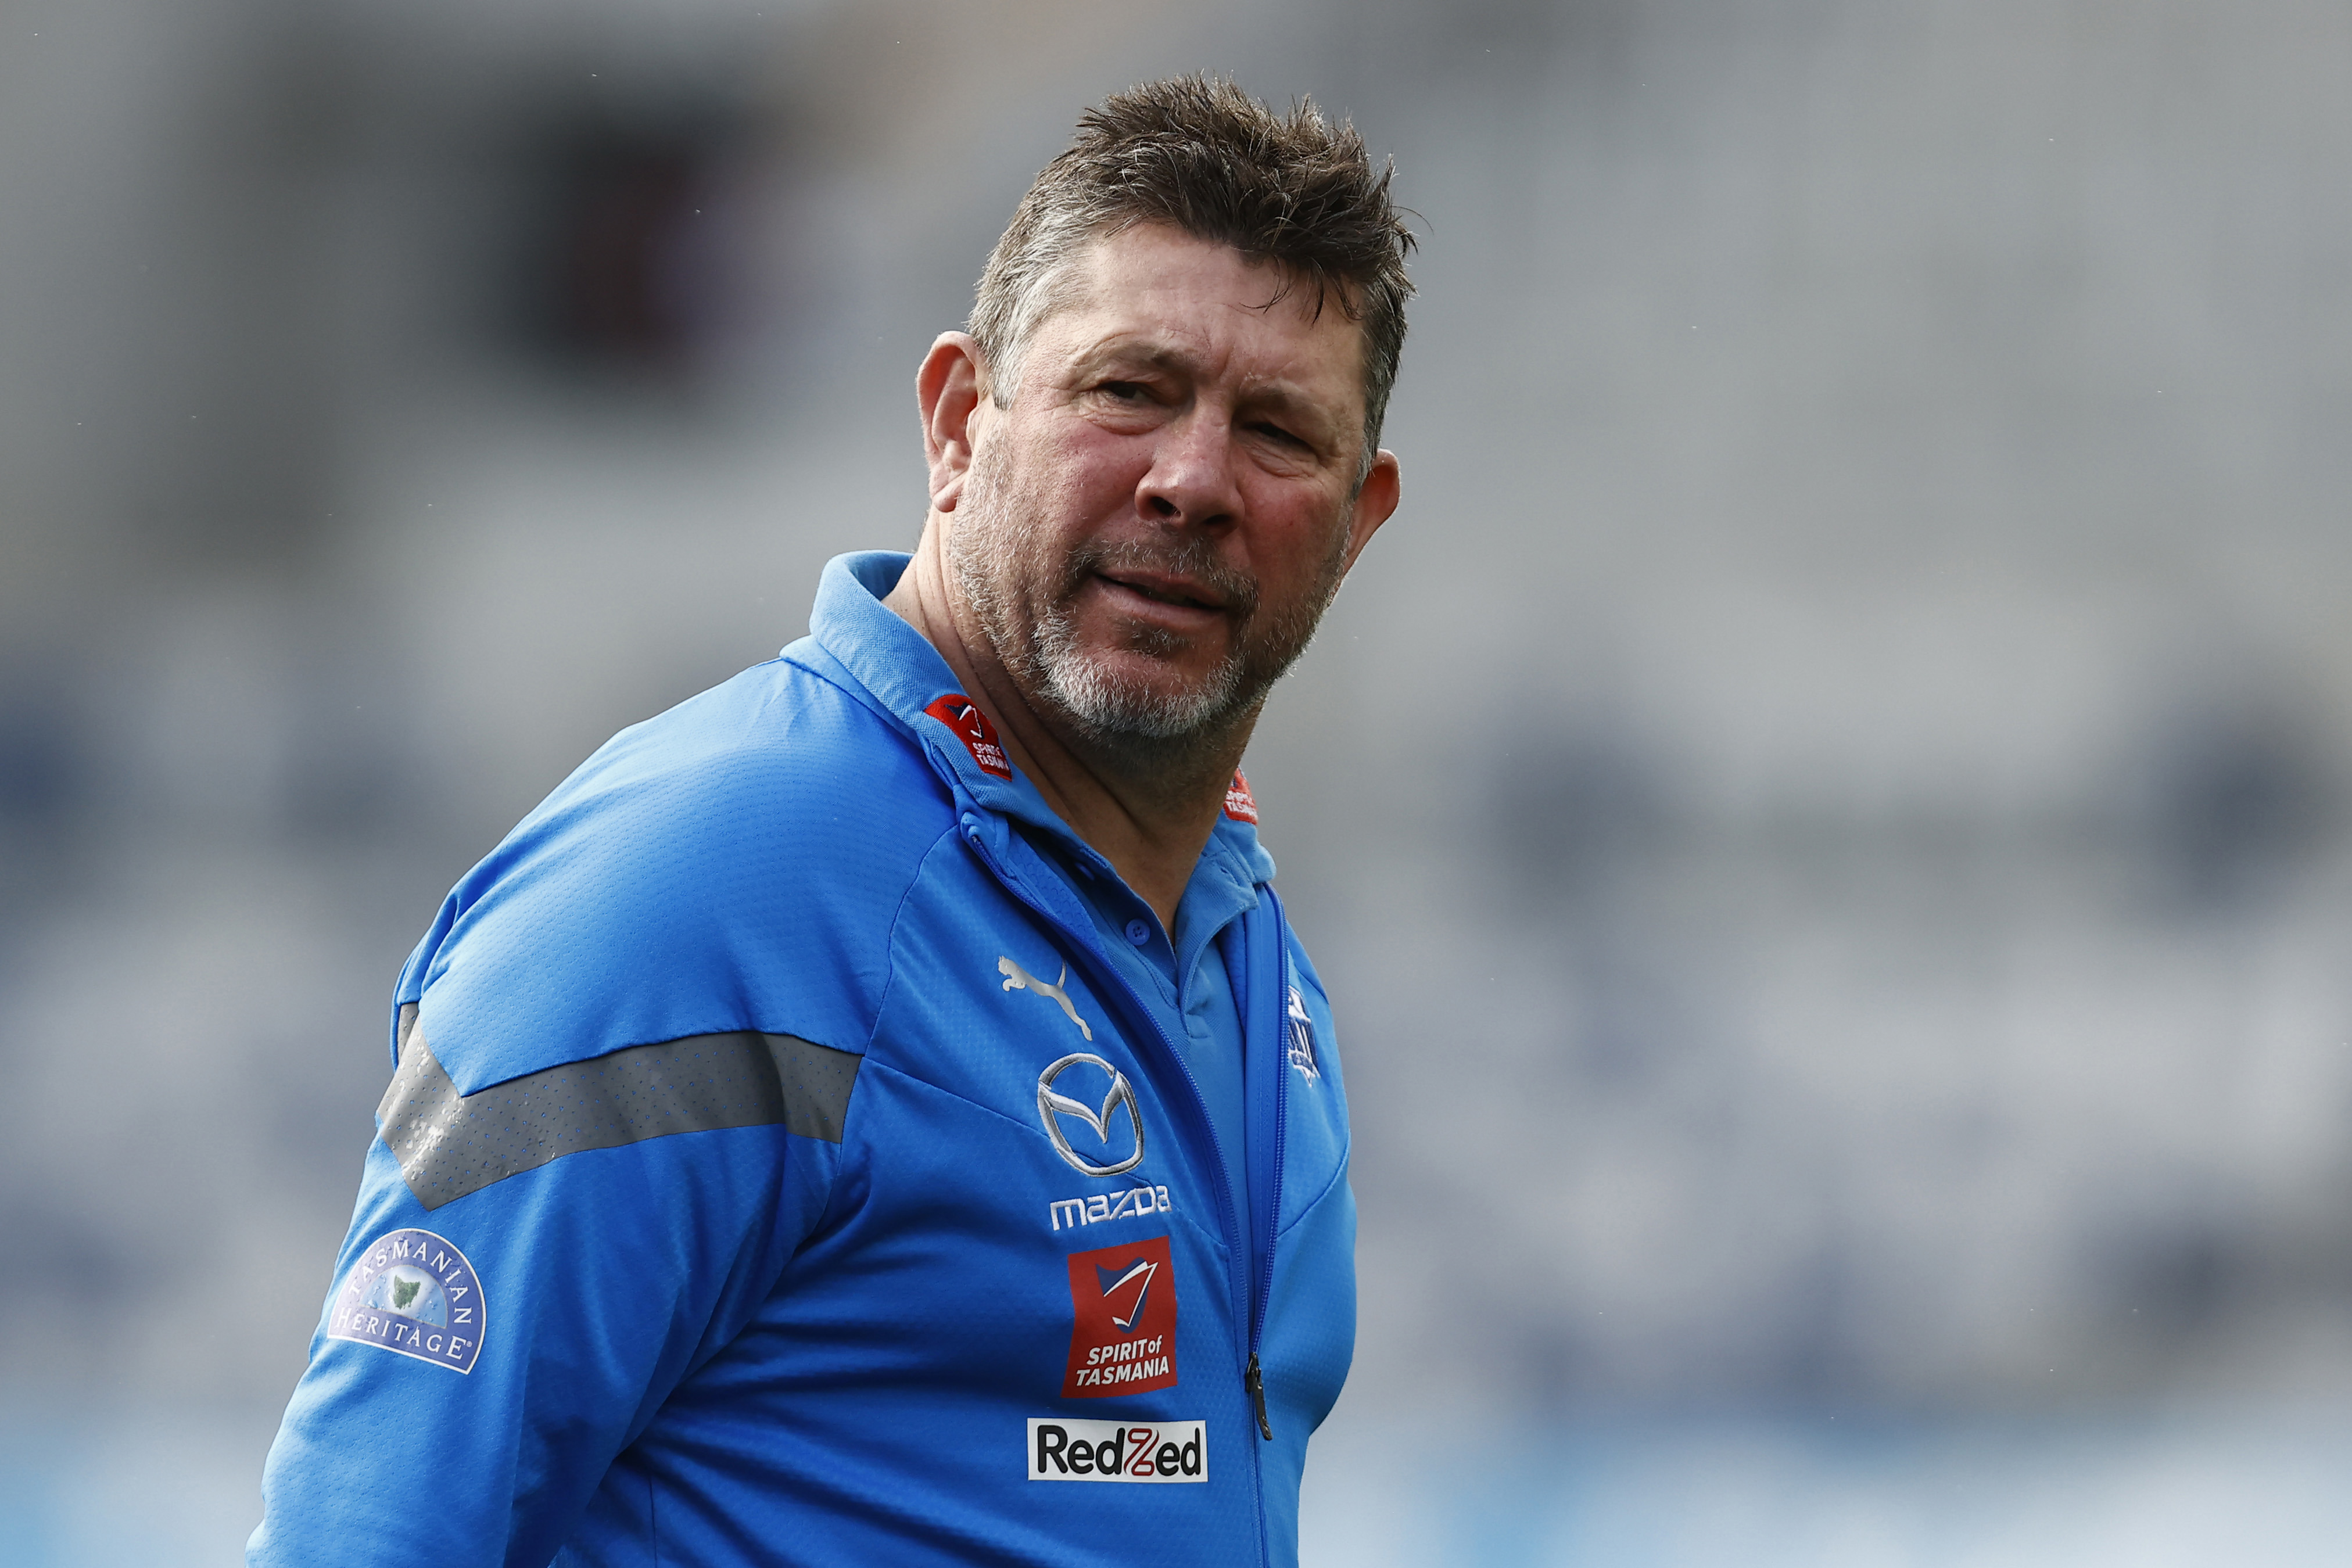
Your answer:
326;1228;485;1374
1063;1235;1178;1397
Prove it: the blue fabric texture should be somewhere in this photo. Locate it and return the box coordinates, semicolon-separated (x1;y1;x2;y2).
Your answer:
1055;816;1262;1276
250;552;1357;1568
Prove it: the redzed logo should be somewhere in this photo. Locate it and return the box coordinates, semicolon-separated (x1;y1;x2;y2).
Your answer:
1222;772;1259;823
925;694;1012;779
1028;1418;1206;1483
1063;1236;1179;1397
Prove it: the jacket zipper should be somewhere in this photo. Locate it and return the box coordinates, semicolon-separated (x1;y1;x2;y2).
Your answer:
1243;889;1293;1444
956;812;1281;1563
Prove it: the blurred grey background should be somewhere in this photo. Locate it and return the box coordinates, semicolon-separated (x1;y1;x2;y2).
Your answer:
5;0;2352;1562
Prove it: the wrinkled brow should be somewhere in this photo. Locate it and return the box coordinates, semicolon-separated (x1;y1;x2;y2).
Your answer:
1068;338;1195;379
1069;339;1342;435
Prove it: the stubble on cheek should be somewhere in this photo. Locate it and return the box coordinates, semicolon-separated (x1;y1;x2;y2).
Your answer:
945;445;1068;673
946;438;1352;748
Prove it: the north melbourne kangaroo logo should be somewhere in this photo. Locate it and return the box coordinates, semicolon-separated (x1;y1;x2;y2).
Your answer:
1286;986;1321;1082
1000;956;1093;1041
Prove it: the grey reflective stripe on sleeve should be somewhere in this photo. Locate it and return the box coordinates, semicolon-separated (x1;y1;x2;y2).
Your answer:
375;1025;862;1211
770;1032;859;1142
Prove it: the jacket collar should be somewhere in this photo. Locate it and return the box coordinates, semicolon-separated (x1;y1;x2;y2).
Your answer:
804;551;1278;889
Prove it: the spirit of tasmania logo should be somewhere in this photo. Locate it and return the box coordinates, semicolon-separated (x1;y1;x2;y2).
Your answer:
924;694;1012;779
326;1228;485;1374
1063;1235;1178;1397
1222;772;1259;824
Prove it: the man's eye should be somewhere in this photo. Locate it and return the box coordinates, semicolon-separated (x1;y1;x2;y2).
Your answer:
1252;422;1311;451
1099;381;1148;401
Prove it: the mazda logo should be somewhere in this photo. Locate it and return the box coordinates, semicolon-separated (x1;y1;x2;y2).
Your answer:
1037;1053;1145;1177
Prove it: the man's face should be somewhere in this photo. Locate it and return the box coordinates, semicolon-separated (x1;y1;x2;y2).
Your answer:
948;224;1396;750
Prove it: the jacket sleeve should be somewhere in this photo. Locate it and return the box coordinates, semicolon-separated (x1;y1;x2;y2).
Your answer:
249;673;923;1565
247;1031;845;1568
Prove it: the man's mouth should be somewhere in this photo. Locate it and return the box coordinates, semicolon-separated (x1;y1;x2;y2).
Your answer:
1096;571;1226;613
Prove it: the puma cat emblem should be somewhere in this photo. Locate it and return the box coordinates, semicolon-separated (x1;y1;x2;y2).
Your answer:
999;956;1094;1041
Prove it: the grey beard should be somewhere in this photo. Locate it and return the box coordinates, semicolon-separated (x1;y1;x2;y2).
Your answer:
946;476;1346;777
1027;563;1250;744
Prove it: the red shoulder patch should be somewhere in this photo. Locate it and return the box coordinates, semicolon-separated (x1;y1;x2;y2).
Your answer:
1222;772;1259;824
924;694;1012;780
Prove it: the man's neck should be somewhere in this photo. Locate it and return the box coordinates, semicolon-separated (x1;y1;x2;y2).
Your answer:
883;519;1247;935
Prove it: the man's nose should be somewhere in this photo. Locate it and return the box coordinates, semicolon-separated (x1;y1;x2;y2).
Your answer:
1135;411;1242;529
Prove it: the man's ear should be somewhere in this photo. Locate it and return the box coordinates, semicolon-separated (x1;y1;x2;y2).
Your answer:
917;333;989;512
1338;449;1402;576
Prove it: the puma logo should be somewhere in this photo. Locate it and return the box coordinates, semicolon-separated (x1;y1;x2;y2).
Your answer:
999;956;1093;1041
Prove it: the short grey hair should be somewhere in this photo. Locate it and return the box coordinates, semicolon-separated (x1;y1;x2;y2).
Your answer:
969;75;1415;476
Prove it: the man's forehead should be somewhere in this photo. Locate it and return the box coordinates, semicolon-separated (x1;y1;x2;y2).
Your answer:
1042;228;1367;388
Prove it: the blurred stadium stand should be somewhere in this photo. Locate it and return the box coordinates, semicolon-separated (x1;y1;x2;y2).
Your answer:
5;0;2352;1560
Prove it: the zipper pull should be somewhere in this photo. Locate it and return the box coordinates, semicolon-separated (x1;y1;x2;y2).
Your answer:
1244;1352;1272;1440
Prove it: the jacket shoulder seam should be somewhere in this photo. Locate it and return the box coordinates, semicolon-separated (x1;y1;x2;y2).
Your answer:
1273;1132;1352;1244
863;812;968;1057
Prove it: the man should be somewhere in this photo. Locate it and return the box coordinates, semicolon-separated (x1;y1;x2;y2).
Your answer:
252;74;1409;1567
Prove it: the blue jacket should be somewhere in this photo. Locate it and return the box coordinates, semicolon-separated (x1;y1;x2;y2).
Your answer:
251;552;1357;1567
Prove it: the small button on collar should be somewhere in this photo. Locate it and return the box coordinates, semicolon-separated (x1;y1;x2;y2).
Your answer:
1124;918;1152;946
